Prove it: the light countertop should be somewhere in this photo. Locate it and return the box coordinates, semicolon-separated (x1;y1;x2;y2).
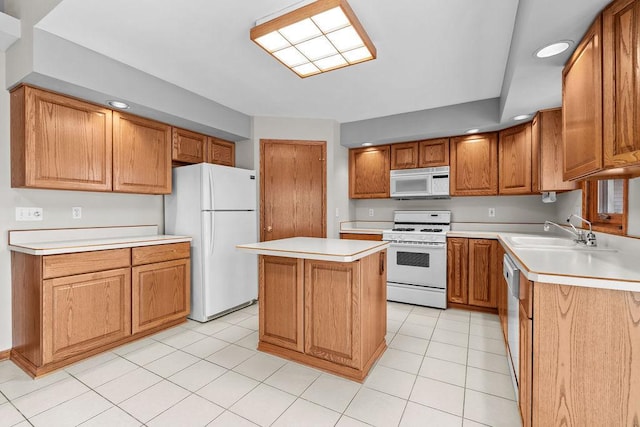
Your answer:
8;226;192;255
237;237;389;262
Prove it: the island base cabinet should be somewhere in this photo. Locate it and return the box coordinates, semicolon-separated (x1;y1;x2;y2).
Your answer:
258;251;387;382
259;256;304;352
43;268;131;365
532;283;640;426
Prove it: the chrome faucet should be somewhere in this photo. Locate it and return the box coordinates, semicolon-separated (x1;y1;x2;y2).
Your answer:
543;214;597;246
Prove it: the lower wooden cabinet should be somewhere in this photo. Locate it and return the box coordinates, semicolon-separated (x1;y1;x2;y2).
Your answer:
11;242;191;377
447;238;499;311
339;233;383;241
258;251;387;381
519;299;533;427
43;268;131;364
496;243;508;343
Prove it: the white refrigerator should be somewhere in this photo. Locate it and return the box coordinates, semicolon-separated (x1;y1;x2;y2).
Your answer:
164;163;258;322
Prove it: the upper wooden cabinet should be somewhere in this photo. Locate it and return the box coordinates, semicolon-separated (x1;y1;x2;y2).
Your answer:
450;132;498;196
390;138;449;170
209;137;235;167
563;17;603;180
390;142;419;169
11;86;113;192
419;138;449;167
172;127;207;164
113;112;172;194
499;123;532;195
603;0;640;169
531;109;577;192
349;145;390;198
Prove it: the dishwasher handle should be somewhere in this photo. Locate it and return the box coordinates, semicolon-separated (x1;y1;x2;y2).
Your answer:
503;254;520;299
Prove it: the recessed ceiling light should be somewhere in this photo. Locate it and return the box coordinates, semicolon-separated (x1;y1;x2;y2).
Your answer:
535;41;572;58
513;114;531;121
107;100;129;109
362;142;373;146
465;128;480;134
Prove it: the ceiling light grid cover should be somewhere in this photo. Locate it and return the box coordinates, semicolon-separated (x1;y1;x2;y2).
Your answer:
251;0;377;77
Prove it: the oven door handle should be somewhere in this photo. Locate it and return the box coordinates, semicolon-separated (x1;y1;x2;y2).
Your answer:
387;242;446;249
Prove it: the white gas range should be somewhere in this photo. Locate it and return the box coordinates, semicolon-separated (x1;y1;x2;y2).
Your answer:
382;210;450;309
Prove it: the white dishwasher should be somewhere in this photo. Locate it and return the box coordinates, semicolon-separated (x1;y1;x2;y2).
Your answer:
503;253;520;401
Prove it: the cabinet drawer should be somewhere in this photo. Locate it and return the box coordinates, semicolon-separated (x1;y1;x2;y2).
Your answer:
132;242;190;266
43;248;130;279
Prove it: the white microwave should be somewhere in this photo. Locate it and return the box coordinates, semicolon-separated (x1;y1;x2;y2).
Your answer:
390;166;450;199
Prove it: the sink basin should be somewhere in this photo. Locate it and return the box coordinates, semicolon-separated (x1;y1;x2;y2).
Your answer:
505;235;618;252
507;236;577;248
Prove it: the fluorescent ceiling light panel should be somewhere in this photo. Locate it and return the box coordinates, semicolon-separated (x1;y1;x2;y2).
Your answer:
251;0;376;78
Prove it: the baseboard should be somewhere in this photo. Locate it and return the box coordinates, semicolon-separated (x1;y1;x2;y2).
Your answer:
0;349;10;361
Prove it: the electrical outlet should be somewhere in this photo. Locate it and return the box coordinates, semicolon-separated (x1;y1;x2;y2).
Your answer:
72;207;82;219
488;207;496;218
15;207;43;221
335;208;339;218
368;209;374;217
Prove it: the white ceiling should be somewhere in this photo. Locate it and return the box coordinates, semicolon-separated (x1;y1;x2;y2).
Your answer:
35;0;609;126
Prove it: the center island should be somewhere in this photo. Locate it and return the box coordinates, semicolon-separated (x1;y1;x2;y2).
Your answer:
237;237;389;381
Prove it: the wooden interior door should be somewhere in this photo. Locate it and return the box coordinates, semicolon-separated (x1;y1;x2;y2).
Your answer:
260;140;326;241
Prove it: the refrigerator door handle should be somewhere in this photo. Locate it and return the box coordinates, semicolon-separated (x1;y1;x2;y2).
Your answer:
208;171;215;211
210;212;215;254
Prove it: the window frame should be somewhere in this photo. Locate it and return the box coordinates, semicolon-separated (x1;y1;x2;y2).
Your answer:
582;179;628;235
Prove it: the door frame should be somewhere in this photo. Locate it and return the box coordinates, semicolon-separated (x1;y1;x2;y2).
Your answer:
259;139;327;242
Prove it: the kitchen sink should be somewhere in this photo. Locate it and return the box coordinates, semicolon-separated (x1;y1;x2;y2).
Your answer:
505;235;618;252
507;236;577;248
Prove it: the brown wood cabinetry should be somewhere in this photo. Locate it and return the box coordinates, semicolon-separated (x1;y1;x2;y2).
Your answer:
11;242;190;377
131;243;190;334
172;127;207;164
450;133;498;196
209;137;235;166
390;142;419;169
532;283;640;426
258;250;387;381
113;112;172;194
519;298;532;427
447;238;468;305
259;256;304;352
339;233;383;241
498;123;532;195
563;17;604;180
531;109;577;192
603;0;640;170
496;243;507;343
349;146;390;199
11;85;113;192
447;238;498;311
419;138;449;167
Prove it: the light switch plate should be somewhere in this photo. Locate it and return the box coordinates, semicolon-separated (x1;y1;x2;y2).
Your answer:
16;207;43;221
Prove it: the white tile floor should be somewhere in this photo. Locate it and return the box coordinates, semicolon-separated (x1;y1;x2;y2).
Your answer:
0;302;522;427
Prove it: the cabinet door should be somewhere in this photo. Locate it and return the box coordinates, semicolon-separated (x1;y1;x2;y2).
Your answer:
208;137;235;167
450;133;498;196
132;258;190;334
562;16;603;180
390;142;418;169
172;128;207;164
304;259;361;369
499;123;532;195
11;86;112;191
418;138;449;167
468;239;498;308
42;268;131;364
519;301;532;427
113;112;172;194
259;256;304;352
447;238;469;305
349;146;390;198
533;109;577;192
603;0;640;168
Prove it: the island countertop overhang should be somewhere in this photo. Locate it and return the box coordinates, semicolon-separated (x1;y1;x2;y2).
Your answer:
236;237;389;262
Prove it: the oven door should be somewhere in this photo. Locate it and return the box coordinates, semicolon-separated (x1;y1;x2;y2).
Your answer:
387;242;446;288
